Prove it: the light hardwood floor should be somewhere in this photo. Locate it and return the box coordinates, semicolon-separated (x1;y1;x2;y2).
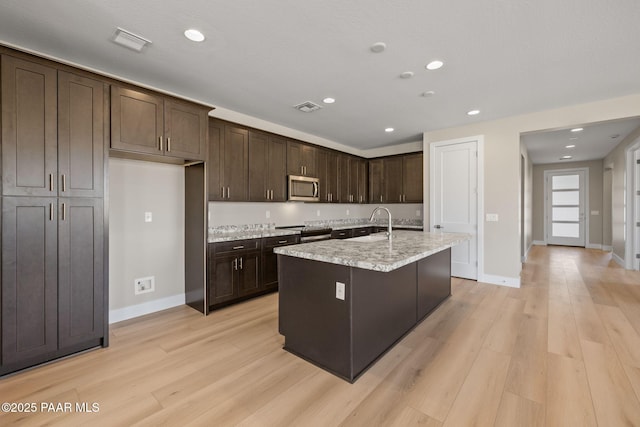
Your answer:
2;245;640;426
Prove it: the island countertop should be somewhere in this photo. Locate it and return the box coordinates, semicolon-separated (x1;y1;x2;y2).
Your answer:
274;230;470;272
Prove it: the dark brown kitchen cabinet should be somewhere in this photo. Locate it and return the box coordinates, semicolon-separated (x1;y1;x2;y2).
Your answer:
402;153;423;203
111;86;207;161
369;159;384;203
317;149;338;203
1;196;104;373
357;159;368;204
1;55;58;197
384;156;404;203
208;120;249;201
337;154;350;203
344;156;367;204
208;239;261;307
248;131;287;202
287;141;317;177
262;235;300;290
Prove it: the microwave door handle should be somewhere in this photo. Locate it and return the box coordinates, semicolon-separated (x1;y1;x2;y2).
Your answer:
313;181;319;197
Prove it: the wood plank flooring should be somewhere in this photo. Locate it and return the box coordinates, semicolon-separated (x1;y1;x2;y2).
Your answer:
1;245;640;426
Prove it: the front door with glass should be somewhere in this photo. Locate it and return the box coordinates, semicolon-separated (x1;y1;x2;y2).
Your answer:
545;170;586;247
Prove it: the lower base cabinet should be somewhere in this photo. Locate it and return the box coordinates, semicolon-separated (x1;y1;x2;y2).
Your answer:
208;235;299;310
1;196;106;376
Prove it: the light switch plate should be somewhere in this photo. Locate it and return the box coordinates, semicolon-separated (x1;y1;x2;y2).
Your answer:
486;213;499;222
336;282;345;300
591;210;599;215
144;212;153;222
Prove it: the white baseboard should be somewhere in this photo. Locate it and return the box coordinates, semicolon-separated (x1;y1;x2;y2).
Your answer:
109;294;185;324
532;240;546;246
603;245;613;251
586;243;603;250
478;274;521;288
612;253;625;267
521;243;533;262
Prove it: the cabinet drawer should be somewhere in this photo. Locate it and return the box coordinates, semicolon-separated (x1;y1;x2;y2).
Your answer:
331;229;353;239
352;227;371;236
263;235;300;249
213;239;260;255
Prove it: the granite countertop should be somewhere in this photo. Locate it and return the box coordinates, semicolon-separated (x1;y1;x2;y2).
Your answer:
329;222;423;230
274;230;470;272
208;228;299;243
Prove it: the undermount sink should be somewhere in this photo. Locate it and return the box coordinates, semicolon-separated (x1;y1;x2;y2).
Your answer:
346;233;390;243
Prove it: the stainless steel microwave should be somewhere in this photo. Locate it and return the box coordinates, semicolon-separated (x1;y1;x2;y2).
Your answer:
288;175;320;202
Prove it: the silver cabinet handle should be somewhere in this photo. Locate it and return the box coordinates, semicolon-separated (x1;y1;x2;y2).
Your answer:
239;257;243;270
49;173;54;192
227;187;230;199
266;189;269;200
233;258;238;270
221;187;225;198
380;195;383;202
278;240;287;244
61;203;66;221
167;137;171;152
271;190;274;200
61;174;66;192
50;203;54;221
159;136;163;151
232;245;245;250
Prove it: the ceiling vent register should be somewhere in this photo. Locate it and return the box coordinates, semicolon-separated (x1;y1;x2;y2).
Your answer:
293;101;322;113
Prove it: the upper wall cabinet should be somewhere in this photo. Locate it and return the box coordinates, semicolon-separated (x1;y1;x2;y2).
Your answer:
369;153;423;203
208;119;249;201
1;55;107;198
287;141;317;177
110;86;208;161
248;131;287;202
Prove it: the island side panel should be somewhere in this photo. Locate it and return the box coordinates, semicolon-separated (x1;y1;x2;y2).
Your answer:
351;263;417;379
417;248;452;320
277;255;352;380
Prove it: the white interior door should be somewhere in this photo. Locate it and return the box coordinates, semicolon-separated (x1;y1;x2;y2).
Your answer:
546;170;586;247
431;140;478;280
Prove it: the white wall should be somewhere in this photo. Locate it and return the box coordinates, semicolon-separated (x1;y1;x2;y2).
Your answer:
109;158;185;322
423;93;640;283
209;202;423;227
520;143;533;259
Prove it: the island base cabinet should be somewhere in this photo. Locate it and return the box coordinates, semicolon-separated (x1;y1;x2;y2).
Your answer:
278;248;452;383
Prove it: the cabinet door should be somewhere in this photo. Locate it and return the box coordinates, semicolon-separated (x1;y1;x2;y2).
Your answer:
301;144;317;177
58;71;107;198
348;157;359;203
357;159;368;203
110;86;164;155
287;141;304;176
268;136;287;202
58;198;104;348
369;159;384;203
402;153;424;202
316;149;329;202
384;157;403;203
262;250;278;289
248;131;269;201
1;55;58;197
164;99;208;161
337;154;350;203
209;254;238;305
223;125;249;201
238;252;261;297
208;119;224;200
2;197;58;365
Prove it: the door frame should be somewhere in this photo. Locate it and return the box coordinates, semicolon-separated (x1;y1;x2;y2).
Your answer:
428;135;484;281
625;137;640;269
543;168;589;247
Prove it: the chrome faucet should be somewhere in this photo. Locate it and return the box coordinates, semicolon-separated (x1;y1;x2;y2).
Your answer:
369;206;392;241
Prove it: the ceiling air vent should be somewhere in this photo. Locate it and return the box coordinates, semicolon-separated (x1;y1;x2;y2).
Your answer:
293;101;322;113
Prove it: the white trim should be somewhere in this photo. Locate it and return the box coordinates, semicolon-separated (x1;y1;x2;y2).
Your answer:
612;252;625;267
478;274;521;288
533;240;547;246
109;294;185;324
586;243;603;250
428;135;484;281
521;242;533;262
543;167;590;247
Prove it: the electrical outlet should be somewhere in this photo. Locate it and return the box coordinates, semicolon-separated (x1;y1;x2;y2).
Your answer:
316;209;320;217
346;209;350;216
144;212;153;222
266;210;271;219
335;282;345;300
416;210;421;217
134;276;155;295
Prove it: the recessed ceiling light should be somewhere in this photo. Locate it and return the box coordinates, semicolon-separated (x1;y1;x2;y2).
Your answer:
385;127;394;132
113;27;152;52
400;71;414;79
561;155;573;160
370;42;386;53
467;109;480;116
426;60;444;70
322;97;335;104
421;90;435;97
565;144;576;148
184;29;205;42
570;127;583;132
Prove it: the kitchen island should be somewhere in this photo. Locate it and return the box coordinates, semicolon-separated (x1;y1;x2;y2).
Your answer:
275;230;469;382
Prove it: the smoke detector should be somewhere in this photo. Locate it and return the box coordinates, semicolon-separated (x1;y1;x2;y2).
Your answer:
293;101;322;113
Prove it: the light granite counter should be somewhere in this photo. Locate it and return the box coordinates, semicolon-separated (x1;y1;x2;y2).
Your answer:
274;230;469;272
208;227;299;243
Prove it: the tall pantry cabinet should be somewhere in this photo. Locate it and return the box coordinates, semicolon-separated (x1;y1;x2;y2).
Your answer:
0;54;108;375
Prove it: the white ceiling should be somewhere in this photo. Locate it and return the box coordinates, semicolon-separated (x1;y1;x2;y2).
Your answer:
1;0;640;151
